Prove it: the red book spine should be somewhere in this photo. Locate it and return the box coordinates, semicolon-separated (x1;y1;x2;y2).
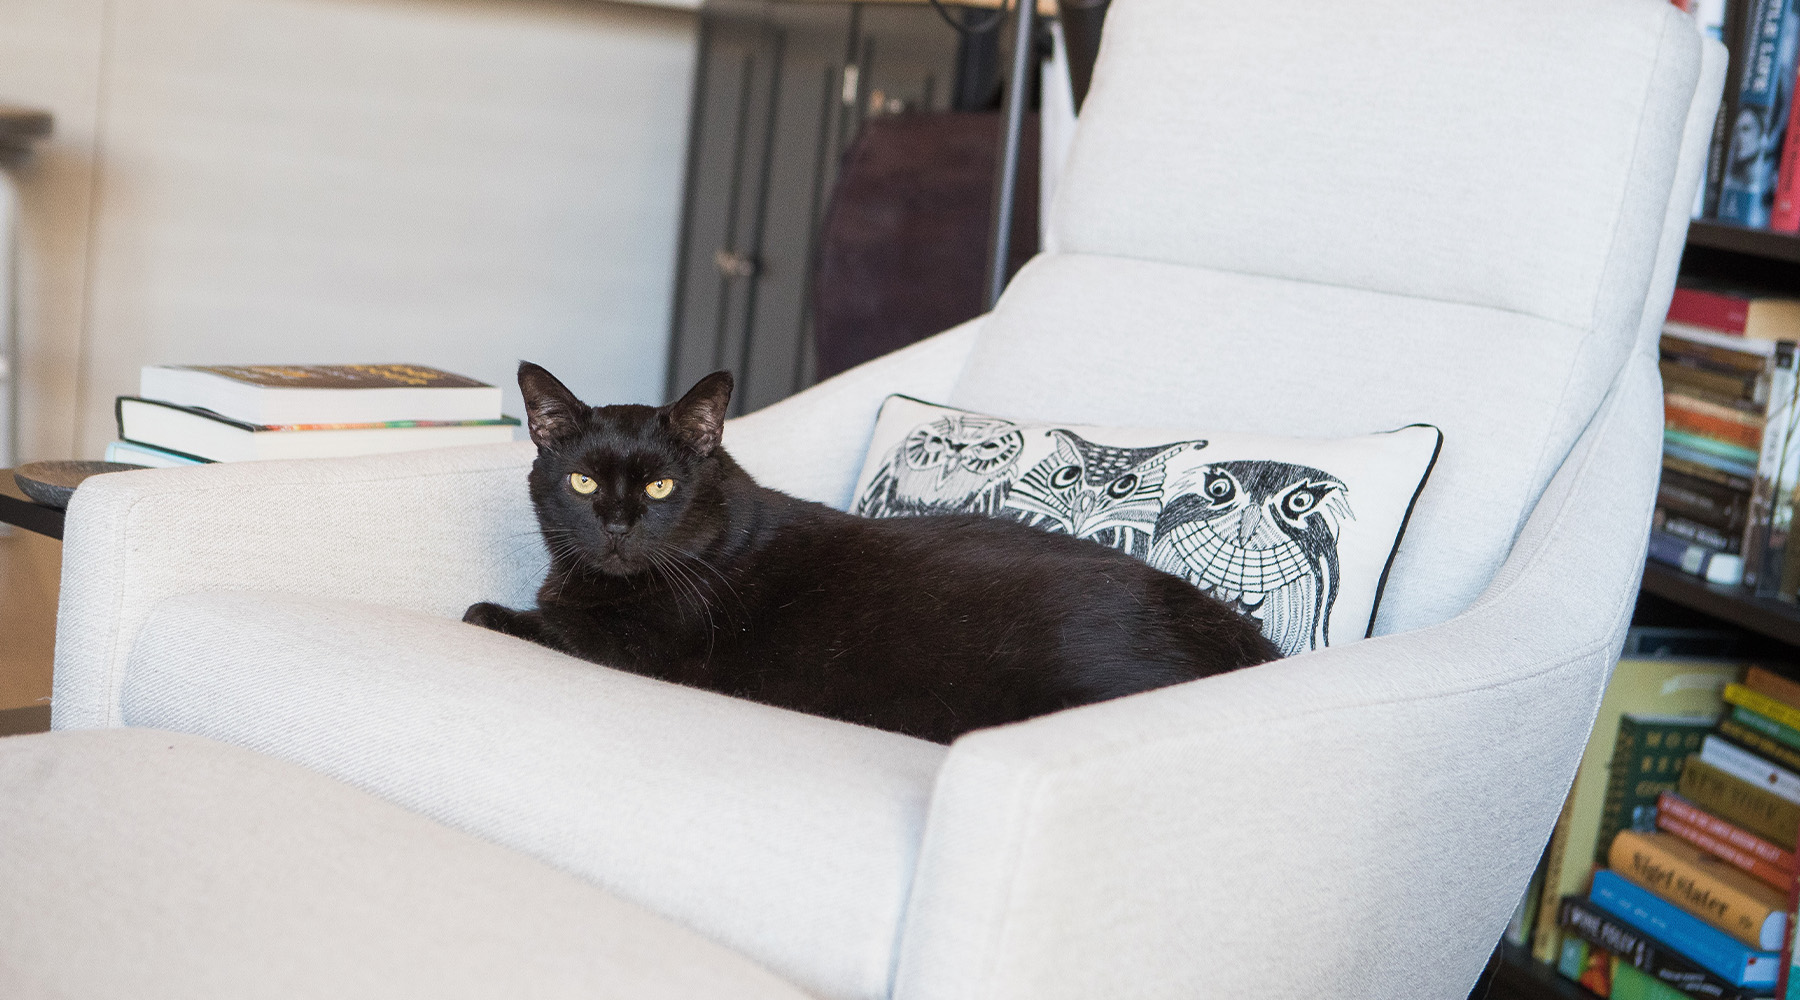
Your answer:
1658;791;1797;892
1668;287;1751;333
1775;61;1800;232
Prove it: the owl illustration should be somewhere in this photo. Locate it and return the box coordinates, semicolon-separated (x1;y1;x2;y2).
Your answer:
1000;429;1206;558
856;413;1026;517
1147;460;1351;657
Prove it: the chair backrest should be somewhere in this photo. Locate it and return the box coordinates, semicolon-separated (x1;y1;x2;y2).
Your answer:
948;0;1712;635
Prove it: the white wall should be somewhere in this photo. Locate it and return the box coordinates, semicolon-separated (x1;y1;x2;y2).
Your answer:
0;0;697;462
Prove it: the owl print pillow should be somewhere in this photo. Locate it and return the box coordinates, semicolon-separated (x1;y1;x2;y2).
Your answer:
850;396;1442;657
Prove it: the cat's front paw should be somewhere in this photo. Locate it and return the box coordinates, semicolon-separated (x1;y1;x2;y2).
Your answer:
463;602;517;632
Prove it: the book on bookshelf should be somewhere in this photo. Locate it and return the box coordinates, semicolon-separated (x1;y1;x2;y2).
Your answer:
1659;791;1798;893
137;363;504;425
1719;717;1800;776
1749;667;1800;710
1651;529;1749;585
1670;286;1800;341
115;397;520;463
1611;959;1714;1000
1598;716;1714;865
1560;894;1769;1000
102;439;206;468
1729;683;1800;737
1532;656;1741;965
1702;733;1800;805
1609;829;1790;949
1591;869;1783;988
1558;934;1615;995
1680;757;1800;848
1716;0;1800;229
1661;467;1755;538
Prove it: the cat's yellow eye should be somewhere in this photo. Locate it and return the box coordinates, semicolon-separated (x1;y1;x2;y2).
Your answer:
645;478;674;499
569;473;598;495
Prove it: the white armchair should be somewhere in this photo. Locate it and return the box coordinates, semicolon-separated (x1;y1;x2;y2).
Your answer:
41;1;1721;998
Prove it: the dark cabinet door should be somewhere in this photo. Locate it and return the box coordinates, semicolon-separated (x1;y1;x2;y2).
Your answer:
666;1;965;414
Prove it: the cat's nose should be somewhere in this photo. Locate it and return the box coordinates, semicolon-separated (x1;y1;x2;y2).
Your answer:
601;520;630;537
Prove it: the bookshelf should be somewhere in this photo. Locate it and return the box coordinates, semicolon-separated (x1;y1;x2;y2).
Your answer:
1481;221;1800;1000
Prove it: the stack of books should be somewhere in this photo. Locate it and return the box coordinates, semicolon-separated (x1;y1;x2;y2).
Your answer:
108;364;519;465
1687;0;1800;233
1651;290;1800;591
1543;665;1800;1000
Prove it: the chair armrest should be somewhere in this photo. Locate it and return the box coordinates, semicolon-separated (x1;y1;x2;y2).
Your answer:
892;355;1663;1000
119;590;946;1000
52;442;543;729
726;317;983;508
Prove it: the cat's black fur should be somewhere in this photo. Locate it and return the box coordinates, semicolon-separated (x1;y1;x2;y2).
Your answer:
464;363;1281;743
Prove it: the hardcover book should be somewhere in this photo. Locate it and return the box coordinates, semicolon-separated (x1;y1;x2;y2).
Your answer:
1531;656;1739;964
1718;0;1800;228
1609;829;1791;949
138;363;503;426
1597;716;1713;865
115;397;520;463
1591;870;1782;988
1679;757;1800;848
1703;732;1800;805
1560;894;1768;1000
1659;790;1799;893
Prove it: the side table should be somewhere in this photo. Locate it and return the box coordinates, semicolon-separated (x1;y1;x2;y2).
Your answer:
0;469;63;539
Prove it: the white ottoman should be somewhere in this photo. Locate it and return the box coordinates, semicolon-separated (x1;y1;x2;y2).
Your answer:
0;728;813;1000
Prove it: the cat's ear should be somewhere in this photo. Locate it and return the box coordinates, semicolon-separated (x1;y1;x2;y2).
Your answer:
667;371;733;456
518;362;587;448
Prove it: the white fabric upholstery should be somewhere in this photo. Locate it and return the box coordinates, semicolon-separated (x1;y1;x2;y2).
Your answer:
896;349;1666;1000
1057;0;1696;332
0;728;812;1000
120;591;945;1000
44;2;1722;999
957;0;1708;635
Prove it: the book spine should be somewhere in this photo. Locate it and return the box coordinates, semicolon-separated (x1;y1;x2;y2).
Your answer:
1734;706;1800;755
1659;511;1744;553
1599;719;1712;867
1667;439;1763;481
1662;361;1765;409
1745;343;1800;593
1673;428;1766;466
1659;476;1752;535
1671;288;1755;333
1562;895;1763;1000
1719;0;1799;228
1680;756;1800;849
1592;869;1783;987
1667;453;1760;494
1660;791;1798;891
1534;795;1578;963
1610;829;1788;949
1729;684;1800;738
1668;401;1769;452
1702;732;1800;804
1776;62;1800;231
1750;667;1800;714
1706;0;1753;219
1721;716;1800;778
1650;528;1747;585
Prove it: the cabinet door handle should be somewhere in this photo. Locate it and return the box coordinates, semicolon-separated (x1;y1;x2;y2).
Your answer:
714;249;759;279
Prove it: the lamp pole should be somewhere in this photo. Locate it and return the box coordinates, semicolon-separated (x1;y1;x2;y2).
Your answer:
984;0;1036;309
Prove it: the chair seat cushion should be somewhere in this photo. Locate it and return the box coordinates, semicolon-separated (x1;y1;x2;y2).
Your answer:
0;728;813;1000
116;590;948;1000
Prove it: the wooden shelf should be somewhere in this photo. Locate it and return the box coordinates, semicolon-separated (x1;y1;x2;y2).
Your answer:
1685;220;1800;267
1639;562;1800;647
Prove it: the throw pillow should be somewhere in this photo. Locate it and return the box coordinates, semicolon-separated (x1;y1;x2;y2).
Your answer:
850;395;1442;657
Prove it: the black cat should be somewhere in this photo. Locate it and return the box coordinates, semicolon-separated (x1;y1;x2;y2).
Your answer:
464;363;1281;743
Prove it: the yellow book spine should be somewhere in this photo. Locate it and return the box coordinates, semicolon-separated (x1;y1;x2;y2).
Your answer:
1608;829;1789;949
1724;683;1800;732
